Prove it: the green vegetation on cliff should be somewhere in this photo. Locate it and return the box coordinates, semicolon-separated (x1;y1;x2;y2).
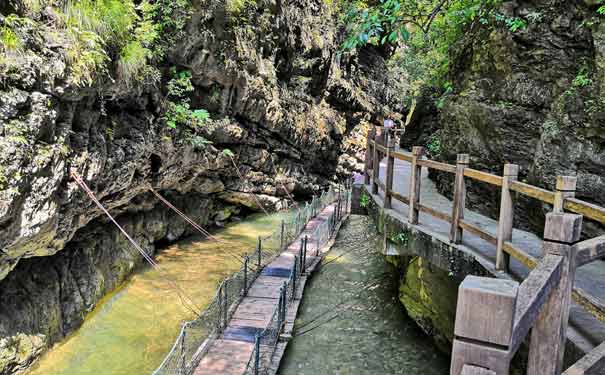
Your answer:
1;0;190;86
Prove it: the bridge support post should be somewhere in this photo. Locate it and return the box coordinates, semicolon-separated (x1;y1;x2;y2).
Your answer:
553;176;576;213
408;146;425;225
450;154;469;244
384;129;396;209
527;212;582;375
496;164;519;272
450;276;519;375
372;126;380;194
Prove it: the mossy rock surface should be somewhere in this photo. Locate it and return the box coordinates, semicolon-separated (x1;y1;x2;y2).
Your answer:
398;255;459;354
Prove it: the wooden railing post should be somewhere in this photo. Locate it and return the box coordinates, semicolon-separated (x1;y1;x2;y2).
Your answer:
450;154;469;243
372;126;380;194
496;163;519;272
408;146;425;224
364;127;376;185
451;275;519;375
527;212;582;375
384;129;396;209
553;176;576;213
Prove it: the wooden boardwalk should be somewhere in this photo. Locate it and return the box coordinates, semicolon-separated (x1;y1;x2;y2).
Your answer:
193;204;336;375
369;154;605;350
363;126;605;374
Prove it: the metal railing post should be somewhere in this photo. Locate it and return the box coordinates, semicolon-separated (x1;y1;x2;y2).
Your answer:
299;239;304;274
179;330;186;375
218;283;223;332
243;254;249;296
254;334;260;375
223;281;228;329
278;285;284;329
257;236;262;269
280;220;285;249
292;256;298;300
303;235;308;271
281;281;287;325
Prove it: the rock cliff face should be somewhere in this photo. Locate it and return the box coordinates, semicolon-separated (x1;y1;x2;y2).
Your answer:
403;1;605;235
0;0;405;373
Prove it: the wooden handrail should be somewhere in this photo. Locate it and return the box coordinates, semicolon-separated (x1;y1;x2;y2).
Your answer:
574;235;605;267
362;134;605;374
418;158;457;173
509;180;556;204
366;139;605;224
565;197;605;224
464;168;503;187
562;340;605;375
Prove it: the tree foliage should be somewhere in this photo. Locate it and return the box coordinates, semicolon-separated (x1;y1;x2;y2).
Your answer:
341;0;532;92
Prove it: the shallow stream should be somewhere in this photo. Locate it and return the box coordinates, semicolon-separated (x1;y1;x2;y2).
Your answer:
278;215;449;375
29;213;448;375
29;212;288;375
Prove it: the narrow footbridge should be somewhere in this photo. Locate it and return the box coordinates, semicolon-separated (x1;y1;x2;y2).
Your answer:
362;126;605;375
153;186;350;375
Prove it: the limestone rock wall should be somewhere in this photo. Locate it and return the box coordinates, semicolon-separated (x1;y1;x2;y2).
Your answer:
402;1;605;236
0;0;407;373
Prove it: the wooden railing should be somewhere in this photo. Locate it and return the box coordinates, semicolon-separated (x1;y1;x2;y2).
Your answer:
363;126;605;375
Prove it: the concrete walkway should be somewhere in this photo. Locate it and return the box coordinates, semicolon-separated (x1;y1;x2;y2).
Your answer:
193;204;335;375
371;155;605;351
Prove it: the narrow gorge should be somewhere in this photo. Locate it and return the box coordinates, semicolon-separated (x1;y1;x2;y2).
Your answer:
2;0;605;374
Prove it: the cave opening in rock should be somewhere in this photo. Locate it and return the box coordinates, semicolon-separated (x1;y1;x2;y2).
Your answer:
150;154;162;175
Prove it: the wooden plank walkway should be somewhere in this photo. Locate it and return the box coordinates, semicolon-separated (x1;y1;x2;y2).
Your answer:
192;204;336;375
369;153;605;351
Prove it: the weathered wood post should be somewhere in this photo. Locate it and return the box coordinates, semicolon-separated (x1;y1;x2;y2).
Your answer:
553;176;576;213
527;212;582;375
496;163;519;272
364;127;375;185
408;146;425;224
450;154;469;243
384;128;396;209
371;127;380;194
450;276;519;375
